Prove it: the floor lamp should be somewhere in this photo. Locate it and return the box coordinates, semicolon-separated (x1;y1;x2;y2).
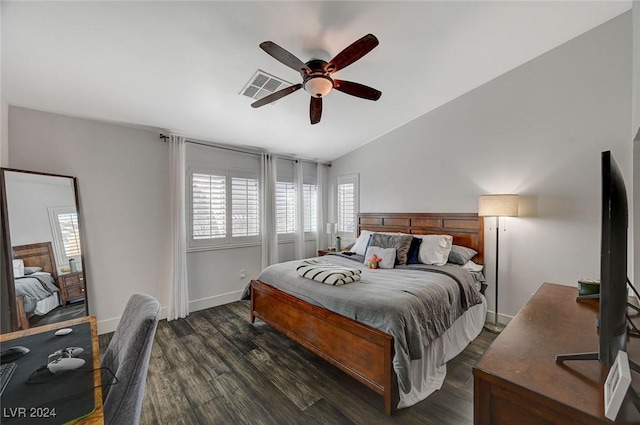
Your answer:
478;194;519;334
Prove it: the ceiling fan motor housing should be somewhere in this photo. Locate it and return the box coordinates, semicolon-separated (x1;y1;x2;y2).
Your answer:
302;59;334;98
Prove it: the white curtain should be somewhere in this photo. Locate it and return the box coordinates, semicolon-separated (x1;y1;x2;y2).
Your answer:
294;160;305;259
168;135;189;321
316;162;326;252
261;153;279;268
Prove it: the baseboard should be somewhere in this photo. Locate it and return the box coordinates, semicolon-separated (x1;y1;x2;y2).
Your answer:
97;290;243;335
486;310;514;326
188;290;244;312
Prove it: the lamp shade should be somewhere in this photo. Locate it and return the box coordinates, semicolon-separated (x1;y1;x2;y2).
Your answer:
478;194;519;217
305;77;333;98
326;223;338;234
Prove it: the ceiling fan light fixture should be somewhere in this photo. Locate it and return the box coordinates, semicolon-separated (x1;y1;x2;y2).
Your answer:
304;76;333;98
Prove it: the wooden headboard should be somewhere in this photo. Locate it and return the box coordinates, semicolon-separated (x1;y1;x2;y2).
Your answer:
357;212;484;264
12;242;58;280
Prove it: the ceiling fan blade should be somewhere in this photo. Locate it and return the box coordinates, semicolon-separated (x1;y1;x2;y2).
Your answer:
326;34;379;73
310;97;322;125
251;83;302;108
260;41;310;73
333;80;381;101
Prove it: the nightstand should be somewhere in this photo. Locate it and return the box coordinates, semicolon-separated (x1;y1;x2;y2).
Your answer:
58;272;85;305
317;249;336;257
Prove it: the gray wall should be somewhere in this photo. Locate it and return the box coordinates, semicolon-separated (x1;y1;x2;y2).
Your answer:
7;107;322;333
330;13;633;322
8;107;171;333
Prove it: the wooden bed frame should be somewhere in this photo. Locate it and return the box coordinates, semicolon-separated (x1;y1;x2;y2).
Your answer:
250;212;484;414
13;242;59;330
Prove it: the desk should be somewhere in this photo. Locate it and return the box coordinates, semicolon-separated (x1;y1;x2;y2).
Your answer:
0;316;103;424
474;283;640;424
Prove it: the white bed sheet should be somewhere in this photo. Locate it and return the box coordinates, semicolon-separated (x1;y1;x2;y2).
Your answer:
32;292;60;316
398;294;487;408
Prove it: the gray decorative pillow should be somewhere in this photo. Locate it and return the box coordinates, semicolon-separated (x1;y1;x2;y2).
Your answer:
368;233;413;265
448;245;478;265
24;266;43;275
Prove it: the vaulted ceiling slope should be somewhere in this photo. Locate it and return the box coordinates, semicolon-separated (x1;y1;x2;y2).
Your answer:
1;1;631;161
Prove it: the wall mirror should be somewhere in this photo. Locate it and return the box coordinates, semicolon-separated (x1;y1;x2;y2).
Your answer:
1;168;88;332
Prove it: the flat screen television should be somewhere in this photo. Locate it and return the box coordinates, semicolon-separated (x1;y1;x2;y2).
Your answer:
599;150;629;366
556;150;628;366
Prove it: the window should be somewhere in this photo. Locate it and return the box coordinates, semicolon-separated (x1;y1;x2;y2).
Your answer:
303;184;317;233
337;174;359;235
276;181;295;234
231;177;260;237
192;173;226;240
189;168;260;248
48;206;81;265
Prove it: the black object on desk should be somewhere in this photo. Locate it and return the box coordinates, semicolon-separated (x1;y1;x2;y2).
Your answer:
0;346;30;364
0;362;17;396
0;322;96;424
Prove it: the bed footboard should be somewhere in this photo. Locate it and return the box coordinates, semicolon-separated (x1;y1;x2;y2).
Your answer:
250;279;395;414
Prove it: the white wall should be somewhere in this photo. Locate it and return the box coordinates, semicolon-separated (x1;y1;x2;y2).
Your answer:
330;13;633;322
8;107;171;333
4;172;79;272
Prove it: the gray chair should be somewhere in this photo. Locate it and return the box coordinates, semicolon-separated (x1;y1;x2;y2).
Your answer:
101;294;160;425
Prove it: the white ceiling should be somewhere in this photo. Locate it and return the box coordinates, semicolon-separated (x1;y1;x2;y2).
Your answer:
1;1;631;161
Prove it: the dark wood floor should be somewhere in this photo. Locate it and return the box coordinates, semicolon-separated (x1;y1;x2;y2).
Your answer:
29;302;86;327
99;301;496;425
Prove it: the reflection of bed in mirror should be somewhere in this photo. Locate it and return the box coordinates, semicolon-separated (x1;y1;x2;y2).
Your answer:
1;168;89;332
13;242;84;329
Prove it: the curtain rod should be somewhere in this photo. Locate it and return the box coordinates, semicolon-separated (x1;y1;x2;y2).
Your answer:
159;133;331;167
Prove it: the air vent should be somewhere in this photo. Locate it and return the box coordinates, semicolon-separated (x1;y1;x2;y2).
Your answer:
241;70;292;103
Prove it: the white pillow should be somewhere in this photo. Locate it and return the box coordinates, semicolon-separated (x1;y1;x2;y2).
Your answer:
417;235;453;266
351;230;372;256
12;259;24;278
462;260;484;272
364;246;396;269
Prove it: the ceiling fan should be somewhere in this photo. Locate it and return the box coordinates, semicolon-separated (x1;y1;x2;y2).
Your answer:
251;34;382;125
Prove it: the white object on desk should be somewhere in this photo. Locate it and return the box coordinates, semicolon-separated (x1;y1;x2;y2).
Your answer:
47;357;85;373
54;328;73;336
604;350;632;421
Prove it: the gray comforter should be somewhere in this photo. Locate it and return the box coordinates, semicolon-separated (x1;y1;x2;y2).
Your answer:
251;253;483;393
14;273;59;314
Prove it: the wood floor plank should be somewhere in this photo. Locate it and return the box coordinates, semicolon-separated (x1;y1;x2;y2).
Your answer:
303;398;357;425
246;347;322;410
193;311;310;425
143;364;193;423
101;301;497;425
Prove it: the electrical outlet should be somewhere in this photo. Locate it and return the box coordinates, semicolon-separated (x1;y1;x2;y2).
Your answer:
240;270;246;280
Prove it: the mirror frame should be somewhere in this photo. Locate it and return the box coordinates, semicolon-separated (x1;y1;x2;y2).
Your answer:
0;168;89;332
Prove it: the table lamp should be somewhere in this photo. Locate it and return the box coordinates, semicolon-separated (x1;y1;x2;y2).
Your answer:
326;223;337;249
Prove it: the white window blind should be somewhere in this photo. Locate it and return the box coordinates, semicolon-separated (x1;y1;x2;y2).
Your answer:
303;184;317;233
57;212;81;257
337;175;358;234
276;181;295;234
192;173;226;240
48;206;81;265
231;176;260;237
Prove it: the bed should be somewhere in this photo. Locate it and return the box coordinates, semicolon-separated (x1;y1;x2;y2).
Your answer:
12;242;61;329
249;212;486;414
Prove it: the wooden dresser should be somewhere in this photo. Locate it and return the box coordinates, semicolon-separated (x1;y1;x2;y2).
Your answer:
58;271;85;305
474;283;640;425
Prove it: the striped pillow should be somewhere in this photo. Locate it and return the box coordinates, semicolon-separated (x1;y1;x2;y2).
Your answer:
296;259;361;286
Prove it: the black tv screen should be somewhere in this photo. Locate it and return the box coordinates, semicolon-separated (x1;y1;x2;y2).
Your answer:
600;150;629;366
